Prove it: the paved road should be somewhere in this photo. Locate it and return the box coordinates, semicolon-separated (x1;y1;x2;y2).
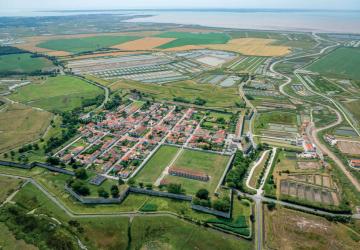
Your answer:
269;37;360;192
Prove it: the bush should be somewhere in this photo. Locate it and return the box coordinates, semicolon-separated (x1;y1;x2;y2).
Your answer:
75;168;88;180
196;188;209;200
110;185;119;198
167;183;183;194
71;180;90;196
98;187;109;198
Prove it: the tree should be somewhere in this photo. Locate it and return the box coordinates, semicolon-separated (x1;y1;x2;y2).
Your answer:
3;153;8;158
167;183;183;194
98;187;109;198
75;168;88;180
110;185;119;198
118;178;125;185
71;181;90;196
267;202;276;211
46;156;60;165
212;197;231;212
196;188;209;200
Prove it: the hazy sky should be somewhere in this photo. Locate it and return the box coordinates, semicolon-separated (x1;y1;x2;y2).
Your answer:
1;0;360;10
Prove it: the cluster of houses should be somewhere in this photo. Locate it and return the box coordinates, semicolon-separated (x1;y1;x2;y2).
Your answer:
57;101;234;180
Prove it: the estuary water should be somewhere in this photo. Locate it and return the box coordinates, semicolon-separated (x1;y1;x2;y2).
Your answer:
1;9;360;34
127;10;360;34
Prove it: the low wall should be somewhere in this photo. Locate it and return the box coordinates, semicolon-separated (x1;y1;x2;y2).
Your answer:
129;187;192;201
191;204;231;219
0;160;75;176
65;185;129;204
0;160;30;169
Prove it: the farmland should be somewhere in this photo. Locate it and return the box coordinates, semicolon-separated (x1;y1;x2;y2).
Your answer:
37;35;139;53
9;75;103;111
156;32;230;49
308;47;360;80
207;38;290;56
264;206;360;250
0;53;54;73
0;103;52;153
110;80;240;108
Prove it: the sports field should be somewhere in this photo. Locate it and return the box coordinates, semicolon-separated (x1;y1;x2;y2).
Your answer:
0;53;53;73
110;80;240;108
37;35;139;53
9;75;103;111
308;47;360;80
156;32;230;49
0;103;52;152
163;149;230;194
134;145;180;184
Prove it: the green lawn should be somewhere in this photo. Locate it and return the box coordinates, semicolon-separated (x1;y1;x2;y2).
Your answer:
308;47;360;80
156;31;230;49
134;145;180;184
0;53;53;73
255;110;297;130
111;80;240;109
164;149;230;195
130;216;252;250
9;75;103;111
37;35;139;53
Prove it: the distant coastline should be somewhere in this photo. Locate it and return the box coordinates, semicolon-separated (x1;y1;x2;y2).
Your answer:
0;9;359;34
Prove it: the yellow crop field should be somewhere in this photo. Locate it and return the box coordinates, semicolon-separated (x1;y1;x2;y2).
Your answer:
112;37;175;50
206;38;291;56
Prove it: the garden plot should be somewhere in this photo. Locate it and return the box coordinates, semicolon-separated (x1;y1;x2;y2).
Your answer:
280;179;340;206
259;123;298;141
337;140;360;156
297;161;322;170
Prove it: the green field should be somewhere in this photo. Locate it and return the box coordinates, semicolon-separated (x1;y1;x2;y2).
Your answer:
0;53;53;73
37;35;139;53
134;145;180;184
0;103;52;153
7;181;252;250
130;216;251;250
9;75;103;111
164;149;230;194
255;110;297;130
111;80;240;109
0;176;22;203
156;32;230;49
308;47;360;80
